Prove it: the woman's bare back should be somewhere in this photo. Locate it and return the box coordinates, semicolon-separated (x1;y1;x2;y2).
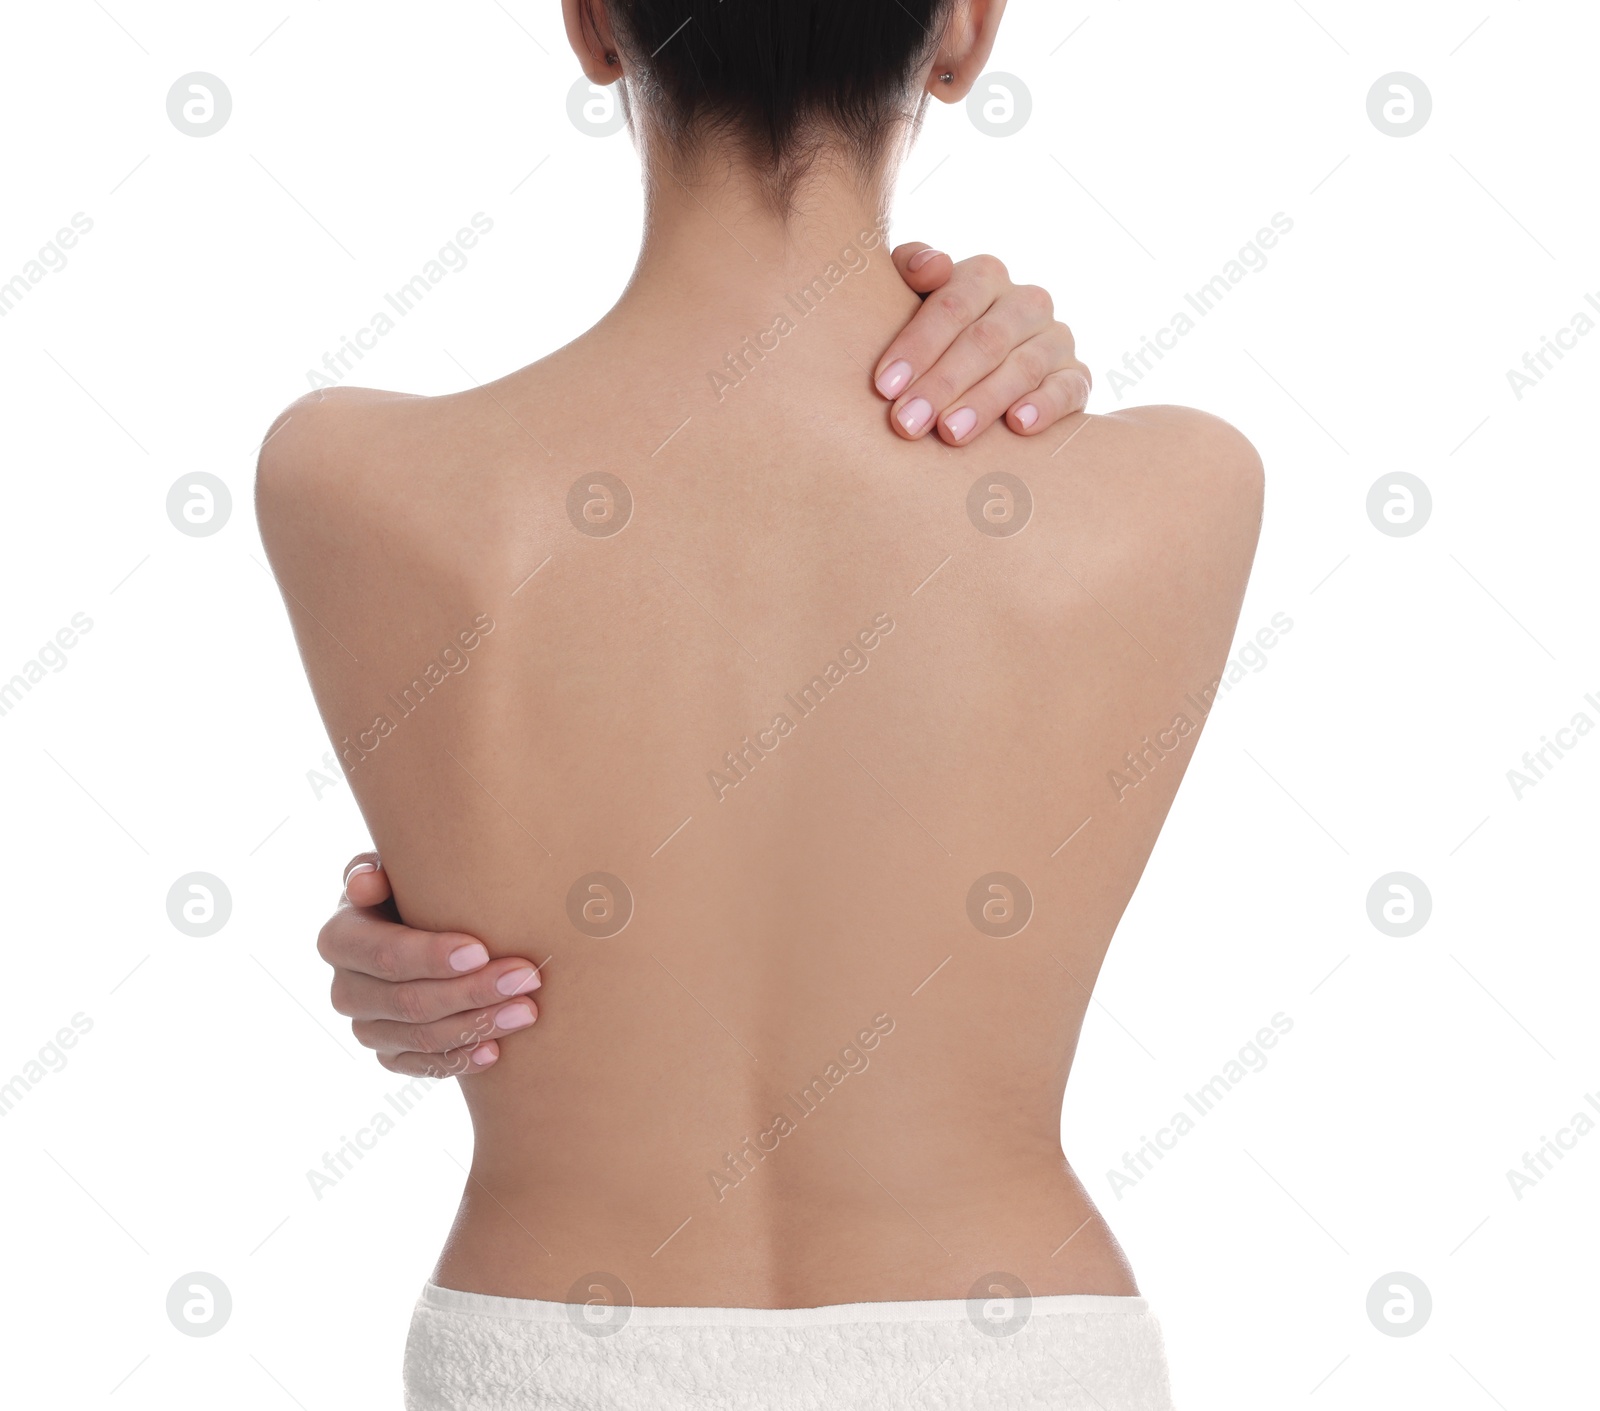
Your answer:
258;256;1261;1308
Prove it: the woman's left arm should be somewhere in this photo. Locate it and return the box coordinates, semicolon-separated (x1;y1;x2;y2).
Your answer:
875;243;1092;446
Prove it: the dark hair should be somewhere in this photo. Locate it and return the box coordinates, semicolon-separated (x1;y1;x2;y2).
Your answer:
584;0;954;200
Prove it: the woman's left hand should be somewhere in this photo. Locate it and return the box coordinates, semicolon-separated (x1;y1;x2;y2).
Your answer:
876;243;1092;446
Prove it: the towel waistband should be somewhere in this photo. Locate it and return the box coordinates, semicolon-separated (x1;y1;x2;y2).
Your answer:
418;1281;1151;1329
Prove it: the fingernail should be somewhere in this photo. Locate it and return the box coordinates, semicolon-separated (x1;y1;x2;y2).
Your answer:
897;397;934;435
876;359;913;399
449;942;490;972
1015;403;1039;430
471;1044;498;1067
943;407;978;441
495;1002;535;1030
343;861;379;893
907;248;944;272
496;967;541;996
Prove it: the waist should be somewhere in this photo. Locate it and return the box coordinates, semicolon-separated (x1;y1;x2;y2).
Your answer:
417;1280;1151;1326
434;1154;1136;1307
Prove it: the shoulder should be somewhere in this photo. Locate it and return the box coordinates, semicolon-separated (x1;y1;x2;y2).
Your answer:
1080;403;1262;550
254;385;445;550
254;380;542;596
1097;404;1263;505
1043;404;1264;629
255;386;421;501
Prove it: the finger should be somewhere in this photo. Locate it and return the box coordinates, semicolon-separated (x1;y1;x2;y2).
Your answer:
342;852;391;908
1007;368;1093;437
353;998;538;1057
331;957;542;1024
890;282;1053;440
890;242;955;295
378;1039;500;1078
927;329;1078;446
873;253;1008;404
317;902;493;982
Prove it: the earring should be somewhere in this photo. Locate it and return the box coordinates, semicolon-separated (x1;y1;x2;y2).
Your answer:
606;51;619;65
939;71;954;83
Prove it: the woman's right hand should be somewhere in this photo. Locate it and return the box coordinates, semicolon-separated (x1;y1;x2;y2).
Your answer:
322;854;541;1077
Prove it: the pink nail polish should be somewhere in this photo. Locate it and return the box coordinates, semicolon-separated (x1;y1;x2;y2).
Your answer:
495;1002;535;1030
449;942;490;972
876;359;913;399
898;398;934;435
908;249;944;272
1015;403;1039;430
471;1045;498;1067
944;407;978;441
342;861;379;898
496;967;541;996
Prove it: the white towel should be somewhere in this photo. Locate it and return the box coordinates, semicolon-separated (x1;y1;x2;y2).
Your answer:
403;1281;1177;1409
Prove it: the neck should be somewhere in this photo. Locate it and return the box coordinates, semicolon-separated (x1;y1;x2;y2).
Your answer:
607;149;920;381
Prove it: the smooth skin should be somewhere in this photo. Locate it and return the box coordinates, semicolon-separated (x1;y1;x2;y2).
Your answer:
323;248;1092;1079
262;0;1262;1310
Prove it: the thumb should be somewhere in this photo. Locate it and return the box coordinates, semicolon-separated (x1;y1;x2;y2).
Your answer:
342;851;391;907
891;242;953;295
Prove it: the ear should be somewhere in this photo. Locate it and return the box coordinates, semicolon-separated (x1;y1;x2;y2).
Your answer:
924;0;1008;103
563;0;623;86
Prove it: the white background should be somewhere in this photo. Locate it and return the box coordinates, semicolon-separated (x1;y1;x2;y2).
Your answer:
2;1;1595;1406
